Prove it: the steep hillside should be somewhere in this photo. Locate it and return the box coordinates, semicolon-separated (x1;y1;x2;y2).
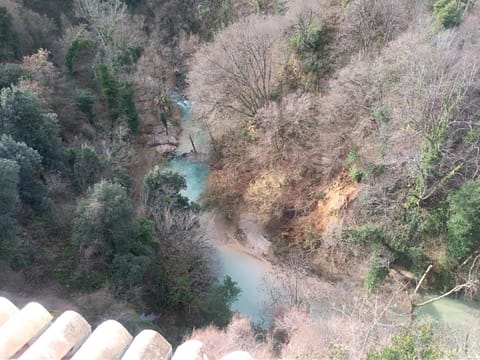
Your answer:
1;0;480;358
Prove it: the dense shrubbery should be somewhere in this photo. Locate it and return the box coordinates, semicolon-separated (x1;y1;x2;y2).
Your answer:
118;82;139;134
364;258;389;294
289;15;330;90
433;0;466;28
0;159;19;262
0;64;26;89
72;181;138;268
0;135;47;210
74;89;96;122
69;145;104;193
95;63;139;133
0;6;18;61
0;86;64;168
446;181;480;261
95;63;119;121
367;324;444;360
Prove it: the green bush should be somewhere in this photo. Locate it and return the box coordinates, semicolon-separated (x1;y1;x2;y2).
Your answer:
289;19;330;90
446;180;480;261
95;63;139;134
0;63;26;89
119;82;139;134
0;135;47;210
72;181;138;275
110;164;133;190
143;168;190;212
200;276;241;327
372;106;391;124
342;224;384;249
346;148;360;166
349;166;364;183
364;258;389;294
0;6;18;61
433;0;466;28
367;324;443;359
110;253;151;295
74;90;96;121
0;159;19;262
70;145;104;193
95;63;119;121
0;86;64;169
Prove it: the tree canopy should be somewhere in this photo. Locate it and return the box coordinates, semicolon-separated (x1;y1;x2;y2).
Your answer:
0;135;46;209
0;159;19;262
447;180;480;260
72;180;138;270
0;86;64;168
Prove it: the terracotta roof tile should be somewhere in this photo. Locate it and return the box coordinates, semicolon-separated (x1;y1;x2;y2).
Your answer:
0;297;172;360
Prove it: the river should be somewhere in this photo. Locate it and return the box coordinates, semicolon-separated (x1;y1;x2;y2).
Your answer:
167;96;271;325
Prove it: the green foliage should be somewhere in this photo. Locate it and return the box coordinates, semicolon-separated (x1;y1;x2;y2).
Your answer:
119;82;139;134
0;6;18;61
433;0;466;28
289;17;330;90
71;179;140;290
446;180;480;261
95;63;139;134
345;148;364;182
70;145;104;193
12;245;51;285
95;63;119;121
343;218;426;274
143;167;190;212
0;159;19;262
66;32;94;74
0;86;64;168
348;166;364;183
110;253;151;295
53;243;77;285
0;63;26;89
132;217;155;251
200;276;241;327
372;106;391;124
0;135;46;209
72;181;138;265
342;224;384;249
367;324;444;359
74;89;96;122
114;46;141;67
346;148;360;167
111;164;133;190
364;258;389;294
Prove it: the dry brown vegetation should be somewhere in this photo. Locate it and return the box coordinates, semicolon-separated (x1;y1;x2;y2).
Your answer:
189;0;480;274
186;280;414;359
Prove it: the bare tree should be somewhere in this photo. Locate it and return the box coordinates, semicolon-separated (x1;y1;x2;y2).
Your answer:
188;15;288;135
343;0;414;54
76;0;144;64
